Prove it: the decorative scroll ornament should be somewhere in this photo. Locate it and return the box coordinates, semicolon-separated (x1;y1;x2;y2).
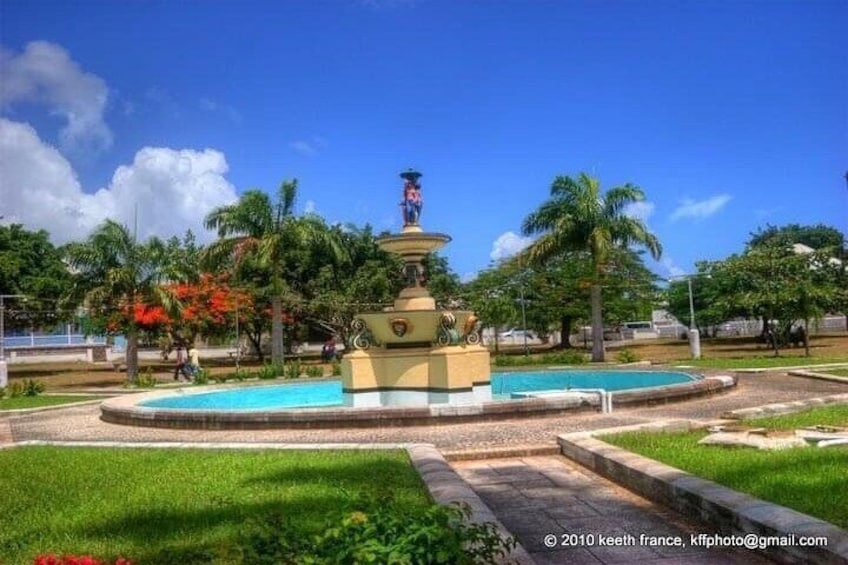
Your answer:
463;314;481;345
389;317;411;338
350;318;374;350
436;312;460;346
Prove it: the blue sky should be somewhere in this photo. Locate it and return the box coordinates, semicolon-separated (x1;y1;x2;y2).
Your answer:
1;0;846;281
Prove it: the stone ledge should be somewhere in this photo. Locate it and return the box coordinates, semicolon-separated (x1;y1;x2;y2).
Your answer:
720;393;848;420
407;444;535;564
557;420;848;564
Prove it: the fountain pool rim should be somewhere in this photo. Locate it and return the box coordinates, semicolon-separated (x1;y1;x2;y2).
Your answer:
100;369;737;429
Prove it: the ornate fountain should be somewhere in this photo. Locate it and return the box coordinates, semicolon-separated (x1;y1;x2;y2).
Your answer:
341;170;492;407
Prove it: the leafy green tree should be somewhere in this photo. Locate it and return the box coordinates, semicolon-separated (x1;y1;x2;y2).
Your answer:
64;220;171;382
521;173;662;361
706;247;841;356
0;224;74;331
204;180;345;364
748;223;845;253
303;224;405;345
465;268;518;354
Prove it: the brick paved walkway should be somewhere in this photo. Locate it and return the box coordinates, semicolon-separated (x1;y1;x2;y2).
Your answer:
454;456;772;564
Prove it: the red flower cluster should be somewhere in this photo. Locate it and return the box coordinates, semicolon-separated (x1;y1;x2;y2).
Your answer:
33;555;132;565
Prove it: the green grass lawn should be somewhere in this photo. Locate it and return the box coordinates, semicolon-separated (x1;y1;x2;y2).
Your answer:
824;368;848;378
603;405;848;529
0;395;106;411
678;356;848;369
0;447;431;565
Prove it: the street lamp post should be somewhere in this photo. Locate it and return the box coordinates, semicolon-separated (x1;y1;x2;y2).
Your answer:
519;285;529;357
668;277;701;360
686;278;701;359
0;294;26;387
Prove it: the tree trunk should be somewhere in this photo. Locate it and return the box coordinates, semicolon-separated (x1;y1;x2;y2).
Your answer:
803;319;810;357
559;315;574;349
590;284;605;362
125;328;139;383
271;295;284;365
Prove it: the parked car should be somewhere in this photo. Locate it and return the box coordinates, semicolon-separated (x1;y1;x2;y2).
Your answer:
497;328;537;340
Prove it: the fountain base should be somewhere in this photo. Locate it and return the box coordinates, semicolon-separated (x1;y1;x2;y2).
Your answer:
341;344;491;407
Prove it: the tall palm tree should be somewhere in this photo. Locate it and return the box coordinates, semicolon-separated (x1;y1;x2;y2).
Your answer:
65;220;170;382
521;173;662;362
204;179;345;364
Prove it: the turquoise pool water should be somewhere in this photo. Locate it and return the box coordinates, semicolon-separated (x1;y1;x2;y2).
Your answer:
140;370;696;411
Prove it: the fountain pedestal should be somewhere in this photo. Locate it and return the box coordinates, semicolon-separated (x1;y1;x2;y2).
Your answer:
341;170;491;407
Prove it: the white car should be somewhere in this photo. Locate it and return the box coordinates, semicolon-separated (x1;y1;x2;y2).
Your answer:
497;328;536;340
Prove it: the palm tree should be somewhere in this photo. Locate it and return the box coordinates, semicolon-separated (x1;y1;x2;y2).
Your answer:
521;173;662;362
65;220;171;382
204;179;345;365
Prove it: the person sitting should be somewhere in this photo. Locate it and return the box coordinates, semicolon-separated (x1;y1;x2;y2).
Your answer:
321;338;337;362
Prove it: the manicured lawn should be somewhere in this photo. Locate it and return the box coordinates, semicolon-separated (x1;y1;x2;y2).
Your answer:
678;356;848;369
825;368;848;378
603;405;848;529
0;447;431;565
0;395;106;411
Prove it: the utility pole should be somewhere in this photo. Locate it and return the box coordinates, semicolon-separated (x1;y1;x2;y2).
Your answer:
0;295;26;387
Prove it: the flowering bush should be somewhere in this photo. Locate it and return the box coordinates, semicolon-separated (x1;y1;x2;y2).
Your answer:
33;555;133;565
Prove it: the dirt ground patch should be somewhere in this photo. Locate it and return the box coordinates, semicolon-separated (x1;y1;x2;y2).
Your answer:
7;333;848;391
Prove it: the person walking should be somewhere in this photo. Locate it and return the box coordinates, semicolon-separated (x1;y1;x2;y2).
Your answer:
173;344;189;381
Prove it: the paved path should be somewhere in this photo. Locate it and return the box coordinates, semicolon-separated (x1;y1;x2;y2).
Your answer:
8;373;847;450
454;456;772;564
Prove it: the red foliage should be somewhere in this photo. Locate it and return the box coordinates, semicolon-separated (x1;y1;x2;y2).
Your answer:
33;556;132;565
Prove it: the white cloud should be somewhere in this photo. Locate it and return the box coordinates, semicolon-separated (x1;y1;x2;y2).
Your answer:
624;201;655;222
0;41;112;154
289;135;327;157
660;257;686;278
0;118;238;244
490;231;533;261
199;97;242;125
669;194;731;222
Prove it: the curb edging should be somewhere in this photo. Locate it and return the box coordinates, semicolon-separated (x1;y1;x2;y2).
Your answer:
557;420;848;565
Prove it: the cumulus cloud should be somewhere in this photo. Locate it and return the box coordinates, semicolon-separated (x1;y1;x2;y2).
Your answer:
0;41;112;154
490;231;534;261
0;118;238;244
669;194;731;222
624;201;655;223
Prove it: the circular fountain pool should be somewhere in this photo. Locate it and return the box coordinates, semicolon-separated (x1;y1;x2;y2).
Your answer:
100;369;736;429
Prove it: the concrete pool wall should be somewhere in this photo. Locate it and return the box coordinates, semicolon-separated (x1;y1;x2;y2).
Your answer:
100;374;736;430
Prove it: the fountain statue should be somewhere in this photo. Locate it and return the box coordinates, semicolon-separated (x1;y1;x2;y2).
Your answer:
341;170;492;407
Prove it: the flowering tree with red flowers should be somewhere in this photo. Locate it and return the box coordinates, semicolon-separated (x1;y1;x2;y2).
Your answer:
166;273;251;345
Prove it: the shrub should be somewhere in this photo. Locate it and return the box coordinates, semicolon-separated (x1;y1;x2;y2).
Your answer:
4;379;46;397
616;349;639;363
305;365;324;378
493;350;587;367
283;361;302;380
236;494;515;564
134;368;157;388
331;361;342;376
257;363;282;380
192;368;209;385
233;369;250;382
